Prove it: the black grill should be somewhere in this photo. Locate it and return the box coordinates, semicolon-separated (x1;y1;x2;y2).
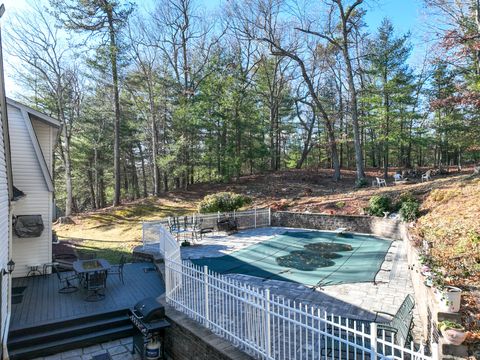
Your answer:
129;297;169;359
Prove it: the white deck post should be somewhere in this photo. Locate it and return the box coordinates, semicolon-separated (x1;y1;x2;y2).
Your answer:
370;322;378;360
431;342;439;360
268;207;271;226
264;289;271;359
204;265;210;329
254;208;257;228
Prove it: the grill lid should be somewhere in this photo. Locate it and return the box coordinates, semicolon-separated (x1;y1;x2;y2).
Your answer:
132;297;165;322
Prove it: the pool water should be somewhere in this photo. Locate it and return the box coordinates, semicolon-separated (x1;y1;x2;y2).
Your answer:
191;230;392;286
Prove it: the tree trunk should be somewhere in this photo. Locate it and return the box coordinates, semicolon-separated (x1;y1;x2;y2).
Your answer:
335;1;366;181
342;42;365;181
107;8;122;206
147;79;160;196
383;82;390;179
87;159;96;210
138;143;148;198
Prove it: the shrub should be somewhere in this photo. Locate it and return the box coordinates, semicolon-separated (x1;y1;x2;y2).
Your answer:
399;200;420;222
198;192;251;214
395;191;417;211
399;191;416;204
367;195;392;216
335;201;346;209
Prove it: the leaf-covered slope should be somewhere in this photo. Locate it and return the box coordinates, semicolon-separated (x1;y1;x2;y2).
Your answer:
416;177;480;285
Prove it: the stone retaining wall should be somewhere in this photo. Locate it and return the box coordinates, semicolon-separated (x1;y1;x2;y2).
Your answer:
163;304;253;360
271;211;405;240
403;229;468;359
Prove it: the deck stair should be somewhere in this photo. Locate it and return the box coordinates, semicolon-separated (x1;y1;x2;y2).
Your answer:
8;309;133;359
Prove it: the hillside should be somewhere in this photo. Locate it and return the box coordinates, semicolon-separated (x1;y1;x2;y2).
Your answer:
54;168;475;256
54;168;480;337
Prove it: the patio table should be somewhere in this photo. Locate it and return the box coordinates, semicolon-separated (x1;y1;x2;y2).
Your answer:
73;258;111;275
73;259;111;301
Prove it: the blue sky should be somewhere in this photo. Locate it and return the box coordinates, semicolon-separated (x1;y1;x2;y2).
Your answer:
1;0;428;96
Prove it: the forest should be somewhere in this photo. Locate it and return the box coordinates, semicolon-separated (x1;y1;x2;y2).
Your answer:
5;0;480;215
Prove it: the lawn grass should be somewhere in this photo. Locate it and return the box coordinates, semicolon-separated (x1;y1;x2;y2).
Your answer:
54;196;196;264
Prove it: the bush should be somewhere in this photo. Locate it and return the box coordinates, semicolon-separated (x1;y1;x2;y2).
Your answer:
198;192;251;214
398;191;416;204
335;201;346;209
399;200;420;222
367;195;392;216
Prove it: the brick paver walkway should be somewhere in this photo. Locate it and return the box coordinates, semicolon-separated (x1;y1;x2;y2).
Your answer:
32;338;139;360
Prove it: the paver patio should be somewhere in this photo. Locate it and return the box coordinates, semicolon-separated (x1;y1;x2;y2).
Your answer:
180;227;421;340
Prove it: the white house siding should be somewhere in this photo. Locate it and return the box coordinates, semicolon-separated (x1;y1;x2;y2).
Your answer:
0;113;10;349
9;104;52;278
31;118;53;174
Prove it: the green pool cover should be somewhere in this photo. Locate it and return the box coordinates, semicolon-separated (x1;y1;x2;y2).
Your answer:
191;231;392;286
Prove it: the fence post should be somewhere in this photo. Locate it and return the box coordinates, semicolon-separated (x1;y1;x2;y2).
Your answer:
431;342;439;360
264;289;271;359
204;266;210;329
254;208;257;228
233;209;236;220
141;220;145;249
268;208;271;226
370;322;378;360
217;211;220;222
159;226;163;255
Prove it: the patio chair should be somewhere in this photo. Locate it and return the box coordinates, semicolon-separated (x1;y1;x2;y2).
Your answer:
85;271;107;302
373;294;415;345
393;173;403;185
192;217;213;241
53;253;77;271
421;170;432;182
53;264;79;294
108;255;126;284
167;216;181;233
376;177;387;187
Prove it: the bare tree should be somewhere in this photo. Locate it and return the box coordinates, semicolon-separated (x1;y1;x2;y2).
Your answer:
228;0;341;180
125;16;162;196
6;3;81;216
295;0;366;181
151;0;225;188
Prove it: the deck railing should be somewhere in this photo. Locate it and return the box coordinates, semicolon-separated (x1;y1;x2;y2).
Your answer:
148;213;437;360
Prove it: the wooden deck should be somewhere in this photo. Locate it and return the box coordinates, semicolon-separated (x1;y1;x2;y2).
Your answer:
10;262;165;331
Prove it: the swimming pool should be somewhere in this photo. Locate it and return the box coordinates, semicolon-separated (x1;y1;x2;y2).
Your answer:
191;230;392;287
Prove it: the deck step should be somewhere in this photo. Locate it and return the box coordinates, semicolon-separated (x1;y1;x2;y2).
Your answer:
8;314;130;349
9;324;133;360
9;309;129;337
8;310;134;360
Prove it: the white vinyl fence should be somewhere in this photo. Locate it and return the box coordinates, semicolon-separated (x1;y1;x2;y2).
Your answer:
142;208;271;250
147;214;437;360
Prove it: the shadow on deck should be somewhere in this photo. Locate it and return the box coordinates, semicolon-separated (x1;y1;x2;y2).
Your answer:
10;262;165;331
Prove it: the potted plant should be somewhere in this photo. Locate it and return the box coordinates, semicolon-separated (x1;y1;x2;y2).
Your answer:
436;286;462;313
438;320;466;345
424;276;433;287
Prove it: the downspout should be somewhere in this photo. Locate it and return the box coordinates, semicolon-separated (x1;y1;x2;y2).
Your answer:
0;4;13;359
